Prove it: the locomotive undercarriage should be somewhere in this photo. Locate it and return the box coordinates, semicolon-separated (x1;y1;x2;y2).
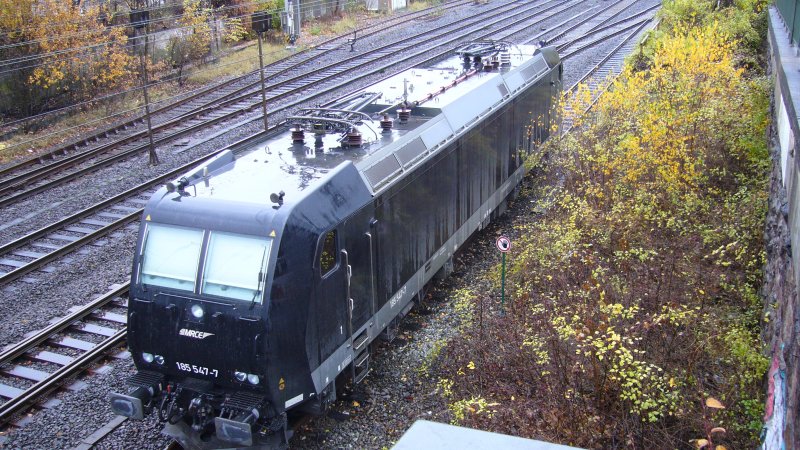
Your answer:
111;371;288;449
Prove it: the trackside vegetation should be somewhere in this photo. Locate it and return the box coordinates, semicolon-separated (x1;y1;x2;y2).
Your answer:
431;0;771;448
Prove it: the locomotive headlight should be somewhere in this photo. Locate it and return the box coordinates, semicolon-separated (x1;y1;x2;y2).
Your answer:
154;354;165;365
190;304;204;319
247;374;260;385
234;371;247;382
142;352;154;363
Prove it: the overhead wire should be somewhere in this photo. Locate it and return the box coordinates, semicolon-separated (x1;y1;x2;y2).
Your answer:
0;0;425;145
3;35;286;125
0;0;344;52
0;0;267;42
0;0;351;75
0;1;276;53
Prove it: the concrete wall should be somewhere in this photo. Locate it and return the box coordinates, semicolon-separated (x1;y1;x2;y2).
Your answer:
762;6;800;449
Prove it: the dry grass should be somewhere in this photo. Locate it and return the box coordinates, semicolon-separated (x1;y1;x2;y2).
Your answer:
0;94;144;164
186;41;295;85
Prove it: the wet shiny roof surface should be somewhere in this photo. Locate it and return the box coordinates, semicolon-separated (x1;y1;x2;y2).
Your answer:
185;44;544;202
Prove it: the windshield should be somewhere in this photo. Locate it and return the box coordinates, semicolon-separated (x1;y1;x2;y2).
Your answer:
202;231;272;302
140;223;204;292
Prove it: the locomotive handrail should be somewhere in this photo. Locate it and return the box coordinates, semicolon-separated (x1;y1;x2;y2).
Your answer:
298;108;372;122
285;116;359;129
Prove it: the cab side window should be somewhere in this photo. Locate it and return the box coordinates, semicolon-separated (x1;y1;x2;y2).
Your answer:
319;230;337;276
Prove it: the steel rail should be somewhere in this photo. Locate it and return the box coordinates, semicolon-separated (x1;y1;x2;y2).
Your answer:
574;18;660;107
0;0;475;181
0;329;127;424
557;4;660;53
560;17;657;135
0;0;573;209
0;284;129;366
0;101;255;206
0;284;129;424
566;17;654;92
0;210;140;285
542;0;630;45
560;16;651;56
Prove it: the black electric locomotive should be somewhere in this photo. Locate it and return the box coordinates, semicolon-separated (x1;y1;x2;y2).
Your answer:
110;41;561;449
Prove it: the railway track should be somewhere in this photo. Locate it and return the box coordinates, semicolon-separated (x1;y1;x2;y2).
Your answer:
0;0;477;179
0;0;534;209
0;284;129;427
559;13;660;132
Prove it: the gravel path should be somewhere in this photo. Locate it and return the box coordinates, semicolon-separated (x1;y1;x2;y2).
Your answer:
0;1;659;448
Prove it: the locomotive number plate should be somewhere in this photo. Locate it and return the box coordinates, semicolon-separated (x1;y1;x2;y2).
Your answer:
176;361;219;377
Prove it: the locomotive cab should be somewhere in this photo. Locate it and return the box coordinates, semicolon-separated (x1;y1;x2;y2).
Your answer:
111;149;374;448
112;214;285;446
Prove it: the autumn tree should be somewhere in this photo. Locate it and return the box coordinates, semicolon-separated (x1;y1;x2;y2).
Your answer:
0;0;134;118
167;0;212;86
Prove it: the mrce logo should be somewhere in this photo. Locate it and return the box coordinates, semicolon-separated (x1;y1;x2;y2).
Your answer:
179;328;214;339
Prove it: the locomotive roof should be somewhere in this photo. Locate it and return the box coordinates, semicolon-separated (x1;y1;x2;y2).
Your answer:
159;43;558;210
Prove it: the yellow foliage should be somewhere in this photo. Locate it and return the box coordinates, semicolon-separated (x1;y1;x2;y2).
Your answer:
7;0;134;91
0;0;133;94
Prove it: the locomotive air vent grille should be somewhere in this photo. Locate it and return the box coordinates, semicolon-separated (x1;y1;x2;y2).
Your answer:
127;370;165;388
521;58;548;81
497;83;509;97
395;137;428;167
364;154;402;188
225;391;265;410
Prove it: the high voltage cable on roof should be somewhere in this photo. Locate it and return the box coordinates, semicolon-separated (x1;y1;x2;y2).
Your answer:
0;0;356;52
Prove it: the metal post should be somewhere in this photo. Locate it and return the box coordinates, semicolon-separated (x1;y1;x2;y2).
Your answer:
791;0;798;46
294;0;301;40
257;33;269;131
496;235;510;316
285;0;295;44
138;32;158;165
501;251;506;312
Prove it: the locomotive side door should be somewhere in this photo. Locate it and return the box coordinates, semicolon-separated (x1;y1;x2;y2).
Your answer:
316;229;348;363
341;212;375;333
341;211;376;383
